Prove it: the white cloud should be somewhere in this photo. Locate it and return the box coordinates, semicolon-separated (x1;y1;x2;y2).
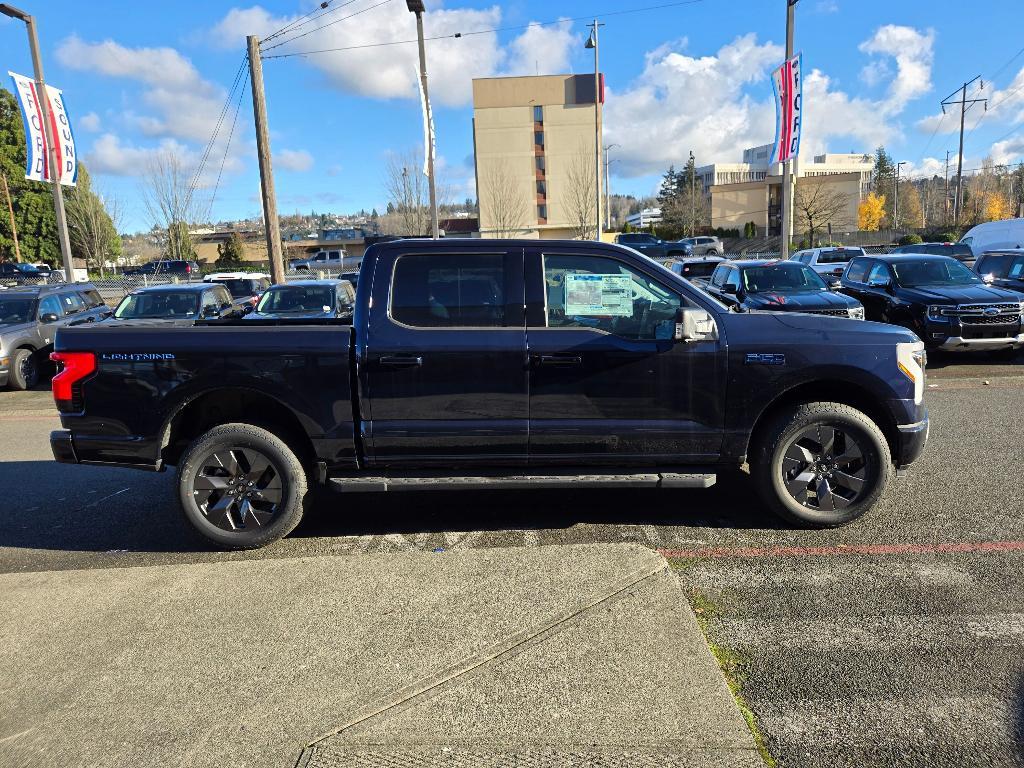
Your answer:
603;34;783;177
79;112;101;132
208;6;579;107
84;134;198;176
857;25;934;114
992;135;1024;166
277;149;314;172
814;1;839;12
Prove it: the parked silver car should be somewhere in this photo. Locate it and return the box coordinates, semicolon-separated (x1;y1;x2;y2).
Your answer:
677;236;725;256
0;283;111;390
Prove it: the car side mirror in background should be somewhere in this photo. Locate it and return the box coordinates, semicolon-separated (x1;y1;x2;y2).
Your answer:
674;307;719;343
828;278;842;290
39;312;60;323
720;284;738;294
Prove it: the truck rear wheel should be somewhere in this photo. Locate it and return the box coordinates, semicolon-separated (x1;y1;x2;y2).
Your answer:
177;423;308;549
751;402;891;528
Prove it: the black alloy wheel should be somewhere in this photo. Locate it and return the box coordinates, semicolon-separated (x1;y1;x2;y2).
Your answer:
780;424;867;512
191;447;284;532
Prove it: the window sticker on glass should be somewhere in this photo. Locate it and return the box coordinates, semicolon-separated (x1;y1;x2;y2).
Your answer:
564;274;633;316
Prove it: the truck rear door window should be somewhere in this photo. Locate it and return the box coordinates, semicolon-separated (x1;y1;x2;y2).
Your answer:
542;254;680;340
390;253;506;327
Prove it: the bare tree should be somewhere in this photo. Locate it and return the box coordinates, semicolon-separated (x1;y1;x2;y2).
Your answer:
382;150;432;235
140;151;201;261
481;159;529;238
794;179;851;244
66;168;122;278
563;145;596;240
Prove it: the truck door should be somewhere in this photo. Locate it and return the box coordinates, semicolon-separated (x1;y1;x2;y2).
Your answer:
525;248;725;465
363;247;527;466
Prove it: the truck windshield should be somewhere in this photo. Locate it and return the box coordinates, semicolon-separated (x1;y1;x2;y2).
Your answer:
891;259;981;287
257;286;335;313
216;279;256;298
742;264;828;293
817;249;862;264
0;298;34;325
979;253;1024;280
115;291;199;319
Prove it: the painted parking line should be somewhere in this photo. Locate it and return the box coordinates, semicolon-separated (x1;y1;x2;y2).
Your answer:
658;540;1024;559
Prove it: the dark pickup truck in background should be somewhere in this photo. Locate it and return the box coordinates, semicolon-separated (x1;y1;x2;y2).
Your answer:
50;239;929;549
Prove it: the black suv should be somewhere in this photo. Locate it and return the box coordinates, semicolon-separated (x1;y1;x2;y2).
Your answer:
614;233;690;261
841;254;1024;355
974;250;1024;294
124;259;201;279
888;242;975;266
0;261;52;286
109;283;246;323
0;282;111;389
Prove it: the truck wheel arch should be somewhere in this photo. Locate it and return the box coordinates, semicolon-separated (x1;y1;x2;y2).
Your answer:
160;387;315;470
744;379;898;465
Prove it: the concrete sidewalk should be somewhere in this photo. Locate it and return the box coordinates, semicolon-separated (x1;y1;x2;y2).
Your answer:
0;544;762;768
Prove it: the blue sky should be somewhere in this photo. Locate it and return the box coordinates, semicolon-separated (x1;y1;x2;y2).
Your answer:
2;0;1022;232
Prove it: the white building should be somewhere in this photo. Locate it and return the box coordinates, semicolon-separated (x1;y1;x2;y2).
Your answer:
625;207;662;228
696;144;873;196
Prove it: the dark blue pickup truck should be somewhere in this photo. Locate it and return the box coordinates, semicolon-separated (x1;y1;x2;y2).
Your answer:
49;240;929;548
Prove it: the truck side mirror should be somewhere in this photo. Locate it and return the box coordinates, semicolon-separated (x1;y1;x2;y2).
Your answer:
674;307;719;343
40;312;60;323
720;284;738;295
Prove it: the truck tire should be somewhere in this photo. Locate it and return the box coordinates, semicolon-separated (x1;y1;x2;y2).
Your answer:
9;348;39;390
177;423;308;549
751;402;892;528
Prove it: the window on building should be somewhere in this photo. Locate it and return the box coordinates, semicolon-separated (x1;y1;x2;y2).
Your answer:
533;105;543;122
535;156;545;172
536;180;546;196
538;204;547;221
534;131;544;148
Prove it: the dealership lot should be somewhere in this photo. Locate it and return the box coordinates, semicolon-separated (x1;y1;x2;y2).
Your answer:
1;356;1023;766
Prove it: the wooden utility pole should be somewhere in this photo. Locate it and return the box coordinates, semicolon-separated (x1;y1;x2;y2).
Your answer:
1;173;21;262
941;76;986;229
247;36;285;284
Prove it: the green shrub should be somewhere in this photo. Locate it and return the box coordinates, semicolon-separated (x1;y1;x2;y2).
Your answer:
896;233;923;246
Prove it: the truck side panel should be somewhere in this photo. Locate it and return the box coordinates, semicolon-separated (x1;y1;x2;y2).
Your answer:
54;324;356;470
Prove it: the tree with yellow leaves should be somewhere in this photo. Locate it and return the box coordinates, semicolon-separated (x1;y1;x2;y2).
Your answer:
983;190;1014;222
858;193;886;231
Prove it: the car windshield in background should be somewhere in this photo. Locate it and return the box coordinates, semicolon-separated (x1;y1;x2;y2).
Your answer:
218;279;256;298
680;262;718;277
817;249;861;264
257;286;335;313
892;259;981;287
114;291;199;319
0;298;34;324
742;264;828;293
980;253;1024;279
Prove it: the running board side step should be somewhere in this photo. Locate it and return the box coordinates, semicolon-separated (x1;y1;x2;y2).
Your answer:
328;471;716;493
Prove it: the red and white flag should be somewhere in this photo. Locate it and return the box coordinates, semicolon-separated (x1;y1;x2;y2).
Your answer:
770;54;803;165
8;71;79;186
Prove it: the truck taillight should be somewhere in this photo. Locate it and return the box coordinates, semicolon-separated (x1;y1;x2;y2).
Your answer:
50;351;96;410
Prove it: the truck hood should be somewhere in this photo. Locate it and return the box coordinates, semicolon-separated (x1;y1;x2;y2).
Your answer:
897;284;1023;305
0;321;36;339
745;290;858;311
764;311;917;342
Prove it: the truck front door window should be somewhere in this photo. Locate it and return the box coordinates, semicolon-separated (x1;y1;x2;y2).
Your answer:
391;253;506;327
543;254;680;340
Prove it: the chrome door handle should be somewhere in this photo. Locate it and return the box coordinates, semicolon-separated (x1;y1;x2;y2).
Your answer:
377;355;423;368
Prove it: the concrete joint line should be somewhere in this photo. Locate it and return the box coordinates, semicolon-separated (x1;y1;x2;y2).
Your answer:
300;558;669;758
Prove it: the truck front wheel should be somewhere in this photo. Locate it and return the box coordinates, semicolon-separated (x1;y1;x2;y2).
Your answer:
177;423;308;549
751;402;892;527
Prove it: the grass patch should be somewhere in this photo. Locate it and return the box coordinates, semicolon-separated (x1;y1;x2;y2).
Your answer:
687;589;777;768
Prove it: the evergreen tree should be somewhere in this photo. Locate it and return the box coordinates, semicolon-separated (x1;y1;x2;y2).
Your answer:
0;87;60;264
216;232;246;267
871;146;896;226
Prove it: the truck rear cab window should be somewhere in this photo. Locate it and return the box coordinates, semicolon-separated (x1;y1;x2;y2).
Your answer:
390;253;507;328
542;253;681;341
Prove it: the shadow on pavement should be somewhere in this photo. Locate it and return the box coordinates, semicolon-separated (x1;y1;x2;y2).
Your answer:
0;460;783;554
926;349;1023;374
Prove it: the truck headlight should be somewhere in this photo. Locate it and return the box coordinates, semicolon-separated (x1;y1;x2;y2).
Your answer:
1019;302;1024;318
926;305;949;322
897;341;926;405
848;306;865;320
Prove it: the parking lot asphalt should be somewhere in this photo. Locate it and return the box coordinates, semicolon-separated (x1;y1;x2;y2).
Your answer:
1;354;1023;767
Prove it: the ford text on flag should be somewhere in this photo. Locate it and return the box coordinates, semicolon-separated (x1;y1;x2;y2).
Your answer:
8;71;78;187
770;54;802;165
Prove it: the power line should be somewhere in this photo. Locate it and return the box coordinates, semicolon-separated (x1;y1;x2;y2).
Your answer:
207;76;249;218
261;0;362;45
263;0;706;59
261;0;396;53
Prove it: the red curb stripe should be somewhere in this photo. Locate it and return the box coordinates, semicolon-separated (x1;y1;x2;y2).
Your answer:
658;541;1024;559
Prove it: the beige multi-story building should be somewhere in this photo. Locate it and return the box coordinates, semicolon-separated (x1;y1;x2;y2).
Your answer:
473;74;603;239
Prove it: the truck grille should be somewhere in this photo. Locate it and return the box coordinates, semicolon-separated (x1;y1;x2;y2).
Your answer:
939;302;1023;324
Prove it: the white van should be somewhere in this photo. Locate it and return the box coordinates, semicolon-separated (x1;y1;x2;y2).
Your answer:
959;218;1024;256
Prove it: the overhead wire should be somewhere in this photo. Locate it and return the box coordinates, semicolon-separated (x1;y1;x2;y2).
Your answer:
207;74;250;218
262;0;706;59
261;0;397;53
261;0;363;45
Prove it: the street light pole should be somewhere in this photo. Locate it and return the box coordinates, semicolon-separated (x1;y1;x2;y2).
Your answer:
0;3;74;280
586;21;604;241
780;0;797;260
894;161;906;230
408;0;439;239
689;150;696;237
603;144;618;230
